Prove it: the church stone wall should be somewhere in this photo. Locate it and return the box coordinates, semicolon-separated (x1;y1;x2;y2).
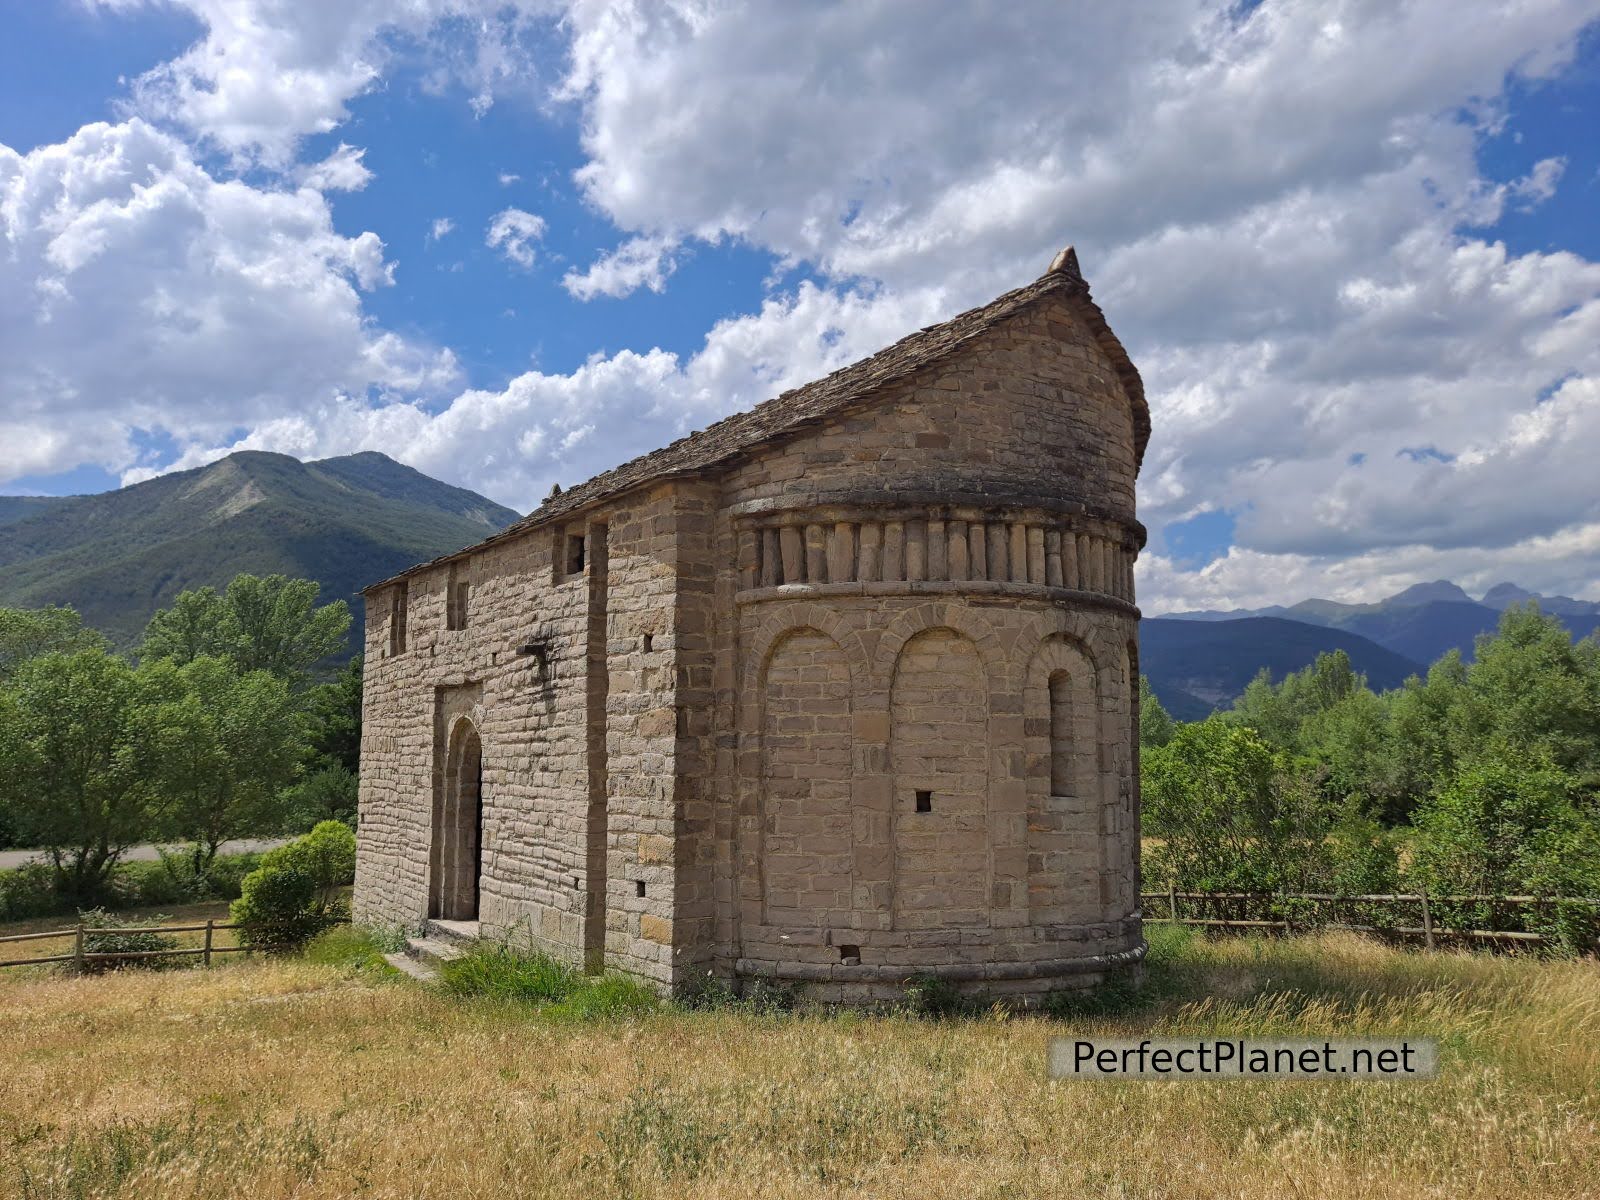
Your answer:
356;277;1146;1004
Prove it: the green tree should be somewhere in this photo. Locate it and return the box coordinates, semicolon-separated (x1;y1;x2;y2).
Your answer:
1385;653;1468;802
1139;675;1175;748
301;654;362;775
143;656;309;874
1406;747;1600;951
138;587;233;666
141;573;351;690
0;649;162;898
1142;717;1333;892
0;605;106;681
1457;604;1600;786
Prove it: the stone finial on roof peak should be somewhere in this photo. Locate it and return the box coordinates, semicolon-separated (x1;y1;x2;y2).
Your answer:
1046;245;1082;280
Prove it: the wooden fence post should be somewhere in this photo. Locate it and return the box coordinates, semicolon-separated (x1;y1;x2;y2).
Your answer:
204;919;214;967
1419;890;1435;952
73;925;85;974
1168;881;1178;925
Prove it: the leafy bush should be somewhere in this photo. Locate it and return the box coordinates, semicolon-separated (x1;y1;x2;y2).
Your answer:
257;820;355;917
225;823;356;951
230;864;324;950
1143;717;1336;893
0;863;61;922
77;907;177;972
1406;751;1600;952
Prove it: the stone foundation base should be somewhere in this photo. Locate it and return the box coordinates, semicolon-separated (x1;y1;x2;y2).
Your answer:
734;938;1147;1007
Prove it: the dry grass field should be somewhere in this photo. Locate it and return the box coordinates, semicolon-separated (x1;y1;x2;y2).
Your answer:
0;927;1596;1199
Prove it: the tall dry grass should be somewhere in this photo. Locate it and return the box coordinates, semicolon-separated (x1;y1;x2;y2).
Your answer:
0;928;1595;1199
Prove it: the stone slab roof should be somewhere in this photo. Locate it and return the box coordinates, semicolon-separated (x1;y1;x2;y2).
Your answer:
365;247;1146;592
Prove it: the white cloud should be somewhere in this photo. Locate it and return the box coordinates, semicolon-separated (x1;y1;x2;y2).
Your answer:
126;278;944;509
498;171;521;186
1509;155;1567;209
543;0;1600;607
292;142;372;191
428;216;456;243
562;234;678;299
0;120;456;484
90;0;554;166
18;0;1600;614
485;207;546;268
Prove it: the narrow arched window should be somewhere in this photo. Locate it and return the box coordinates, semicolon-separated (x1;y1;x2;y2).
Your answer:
1049;670;1072;797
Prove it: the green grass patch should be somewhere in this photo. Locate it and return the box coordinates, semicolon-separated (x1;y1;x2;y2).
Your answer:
437;942;661;1019
302;924;405;974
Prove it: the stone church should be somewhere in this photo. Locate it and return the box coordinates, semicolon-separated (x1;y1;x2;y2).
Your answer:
355;246;1149;1002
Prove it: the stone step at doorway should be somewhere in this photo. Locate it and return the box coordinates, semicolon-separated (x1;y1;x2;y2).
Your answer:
384;918;482;983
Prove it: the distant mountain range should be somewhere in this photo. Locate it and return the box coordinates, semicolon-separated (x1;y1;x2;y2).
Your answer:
1142;617;1425;722
1147;580;1600;718
0;451;520;650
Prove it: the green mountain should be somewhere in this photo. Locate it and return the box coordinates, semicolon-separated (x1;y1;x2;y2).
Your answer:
0;451;521;649
1141;617;1425;720
0;496;68;527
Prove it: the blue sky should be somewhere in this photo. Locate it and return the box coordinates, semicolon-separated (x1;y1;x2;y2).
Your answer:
3;2;1600;611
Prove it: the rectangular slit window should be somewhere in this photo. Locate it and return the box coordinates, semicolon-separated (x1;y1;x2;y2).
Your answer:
447;580;469;630
643;633;654;653
566;534;586;576
838;944;860;961
914;790;933;813
635;880;647;898
388;582;408;654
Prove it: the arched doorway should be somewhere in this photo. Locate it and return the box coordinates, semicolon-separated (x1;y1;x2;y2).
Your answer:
431;719;483;921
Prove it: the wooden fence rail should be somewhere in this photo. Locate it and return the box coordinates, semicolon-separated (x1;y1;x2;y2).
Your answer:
1140;890;1600;950
0;916;348;971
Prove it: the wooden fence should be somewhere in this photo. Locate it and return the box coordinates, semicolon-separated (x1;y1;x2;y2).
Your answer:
1141;889;1600;950
0;916;347;971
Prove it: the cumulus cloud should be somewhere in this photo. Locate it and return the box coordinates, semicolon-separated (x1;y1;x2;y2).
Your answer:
0;119;456;483
486;207;546;268
292;142;372;191
91;0;554;165
544;0;1600;608
130;278;944;509
563;234;678;299
21;0;1600;613
428;216;456;243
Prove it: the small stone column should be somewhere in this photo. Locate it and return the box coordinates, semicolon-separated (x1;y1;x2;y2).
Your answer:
905;520;927;582
1009;522;1028;583
1026;525;1046;585
805;524;827;584
968;522;987;581
987;522;1008;582
858;522;882;582
759;527;779;587
1044;528;1063;587
882;520;905;581
927;519;947;580
780;525;804;584
828;522;855;583
948;520;969;580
